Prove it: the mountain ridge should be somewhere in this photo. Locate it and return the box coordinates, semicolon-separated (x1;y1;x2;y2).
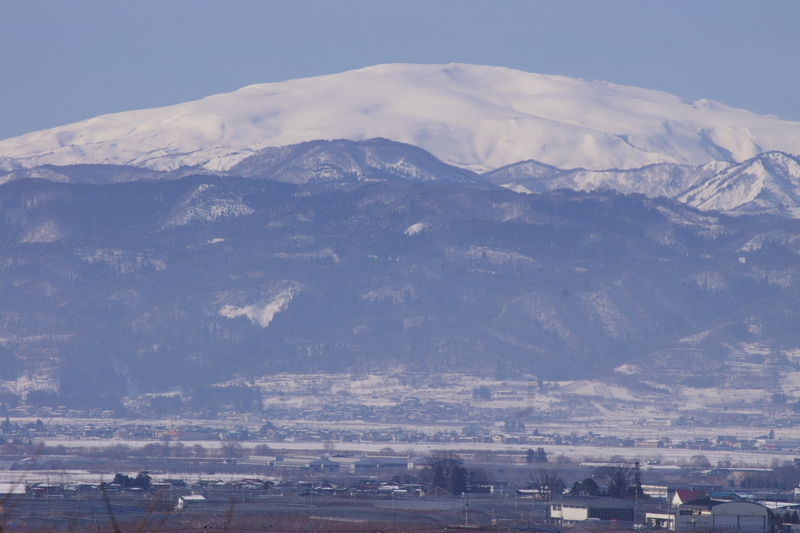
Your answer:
3;175;800;404
5;140;800;218
487;151;800;217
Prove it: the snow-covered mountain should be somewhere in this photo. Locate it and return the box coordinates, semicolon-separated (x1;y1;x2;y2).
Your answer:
0;138;484;187
679;152;800;217
2;63;800;173
228;138;482;184
486;151;800;217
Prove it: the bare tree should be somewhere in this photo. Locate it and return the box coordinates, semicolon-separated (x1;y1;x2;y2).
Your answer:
159;434;172;458
593;461;645;499
253;444;272;455
467;467;495;492
172;441;188;457
690;454;711;468
420;452;467;494
527;470;565;500
220;439;243;459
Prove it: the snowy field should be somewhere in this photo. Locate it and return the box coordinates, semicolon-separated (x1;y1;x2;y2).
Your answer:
7;370;800;487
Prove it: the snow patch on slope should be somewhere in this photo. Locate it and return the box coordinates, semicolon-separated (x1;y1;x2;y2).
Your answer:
740;230;800;254
162;183;254;228
219;286;298;327
579;291;635;340
500;292;576;346
275;247;340;262
21;220;63;243
362;285;417;304
405;222;427;236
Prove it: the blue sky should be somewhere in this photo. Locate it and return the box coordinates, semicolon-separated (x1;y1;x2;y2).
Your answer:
1;0;798;141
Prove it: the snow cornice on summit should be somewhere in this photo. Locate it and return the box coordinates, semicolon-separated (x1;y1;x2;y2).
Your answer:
1;63;800;173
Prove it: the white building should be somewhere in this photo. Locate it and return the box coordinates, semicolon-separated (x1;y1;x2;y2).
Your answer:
175;494;206;510
548;496;634;524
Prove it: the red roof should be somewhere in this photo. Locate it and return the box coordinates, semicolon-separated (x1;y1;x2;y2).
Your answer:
674;489;709;504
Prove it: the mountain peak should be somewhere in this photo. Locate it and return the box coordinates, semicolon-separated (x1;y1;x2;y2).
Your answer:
678;151;800;216
2;63;800;173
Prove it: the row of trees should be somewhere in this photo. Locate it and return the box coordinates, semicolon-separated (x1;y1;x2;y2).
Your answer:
776;511;800;528
30;439;271;460
526;447;548;463
420;454;646;500
738;465;800;489
21;384;262;419
111;472;152;490
527;462;646;501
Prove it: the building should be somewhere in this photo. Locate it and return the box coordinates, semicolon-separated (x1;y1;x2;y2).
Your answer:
641;483;716;503
673;489;709;507
267;454;426;472
548;496;634;524
674;499;772;531
646;512;675;530
755;438;800;450
175;494;206;510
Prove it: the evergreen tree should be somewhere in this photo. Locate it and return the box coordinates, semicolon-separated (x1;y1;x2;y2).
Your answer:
135;472;152;490
421;452;469;494
526;448;535;464
432;464;446;489
569;478;602;496
449;464;468;495
534;447;548;463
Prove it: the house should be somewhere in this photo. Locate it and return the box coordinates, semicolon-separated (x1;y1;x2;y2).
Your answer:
175;494;206;510
313;480;344;494
462;424;490;437
674;499;772;531
548;496;634;524
672;489;709;507
424;486;452;497
641;483;704;502
710;490;755;501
